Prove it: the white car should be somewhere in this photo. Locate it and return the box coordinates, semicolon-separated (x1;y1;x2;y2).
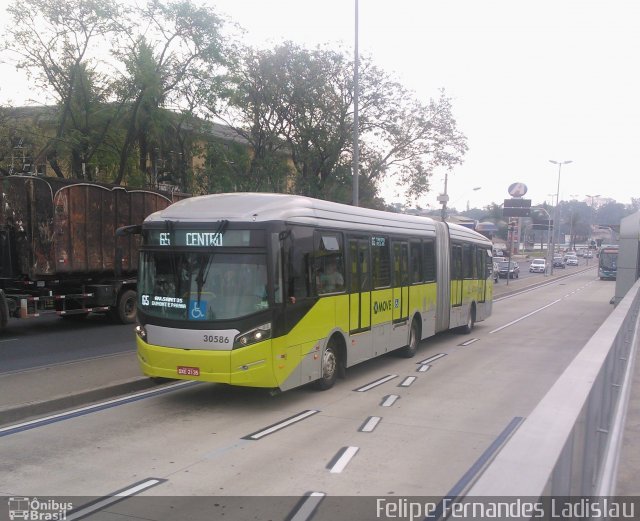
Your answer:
529;258;546;273
565;255;579;266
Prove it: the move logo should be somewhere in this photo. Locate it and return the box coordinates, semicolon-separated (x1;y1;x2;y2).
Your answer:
373;300;392;314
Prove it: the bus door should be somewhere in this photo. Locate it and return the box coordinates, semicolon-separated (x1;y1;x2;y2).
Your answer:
476;247;487;303
349;238;371;335
392;241;409;323
451;243;463;307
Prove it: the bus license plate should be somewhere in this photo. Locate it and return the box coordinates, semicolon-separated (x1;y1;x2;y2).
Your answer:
177;366;200;376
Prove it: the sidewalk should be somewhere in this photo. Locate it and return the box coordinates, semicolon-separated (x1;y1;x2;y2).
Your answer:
0;351;157;426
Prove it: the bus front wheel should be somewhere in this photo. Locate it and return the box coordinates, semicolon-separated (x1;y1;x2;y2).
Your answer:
315;339;338;391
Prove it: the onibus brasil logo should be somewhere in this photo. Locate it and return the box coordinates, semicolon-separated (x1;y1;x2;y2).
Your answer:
7;497;73;520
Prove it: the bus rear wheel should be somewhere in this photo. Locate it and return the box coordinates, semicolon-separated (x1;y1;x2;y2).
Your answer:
315;339;338;390
398;318;420;358
459;305;475;334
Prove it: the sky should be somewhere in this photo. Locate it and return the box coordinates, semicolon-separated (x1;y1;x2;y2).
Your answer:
1;0;639;211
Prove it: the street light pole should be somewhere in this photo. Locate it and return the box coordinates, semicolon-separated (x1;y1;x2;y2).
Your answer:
548;159;573;275
439;171;449;221
352;0;359;206
533;206;553;277
585;193;600;252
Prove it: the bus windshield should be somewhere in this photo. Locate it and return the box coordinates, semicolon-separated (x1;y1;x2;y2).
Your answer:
138;251;269;321
600;251;618;271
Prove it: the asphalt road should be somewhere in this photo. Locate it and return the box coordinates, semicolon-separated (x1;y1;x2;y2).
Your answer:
0;314;135;374
0;268;617;519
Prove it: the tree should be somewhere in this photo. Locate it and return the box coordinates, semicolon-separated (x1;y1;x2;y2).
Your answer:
220;42;467;206
596;201;631;228
112;0;229;186
3;0;122;178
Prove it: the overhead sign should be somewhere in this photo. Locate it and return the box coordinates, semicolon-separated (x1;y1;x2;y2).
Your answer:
503;198;531;217
508;182;528;197
532;219;553;230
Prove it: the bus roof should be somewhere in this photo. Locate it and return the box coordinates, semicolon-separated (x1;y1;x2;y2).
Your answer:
144;192;491;246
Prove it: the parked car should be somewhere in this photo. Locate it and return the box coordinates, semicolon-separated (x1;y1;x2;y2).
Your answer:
553;256;566;268
529;258;546;273
497;260;519;279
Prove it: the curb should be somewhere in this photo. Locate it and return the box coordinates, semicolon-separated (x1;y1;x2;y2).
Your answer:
0;377;160;427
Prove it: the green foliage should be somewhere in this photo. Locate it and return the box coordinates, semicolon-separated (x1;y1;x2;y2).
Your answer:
219;42;467;208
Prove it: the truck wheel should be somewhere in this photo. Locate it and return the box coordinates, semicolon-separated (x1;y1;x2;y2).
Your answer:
0;291;8;332
113;289;137;324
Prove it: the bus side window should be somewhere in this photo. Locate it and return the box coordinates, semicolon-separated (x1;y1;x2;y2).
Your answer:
410;241;422;283
423;240;436;282
314;231;345;294
462;243;473;279
372;236;390;288
289;226;314;300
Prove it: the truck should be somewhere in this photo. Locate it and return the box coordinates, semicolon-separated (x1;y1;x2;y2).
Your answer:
0;175;184;332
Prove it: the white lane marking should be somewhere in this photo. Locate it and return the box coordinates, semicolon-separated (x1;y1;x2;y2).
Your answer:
0;380;197;436
354;374;398;392
67;478;163;520
417;353;447;365
329;446;359;473
417;364;431;373
244;409;320;440
459;338;480;347
0;338;18;343
359;416;381;433
381;395;400;407
289;493;326;521
489;299;562;334
399;376;416;387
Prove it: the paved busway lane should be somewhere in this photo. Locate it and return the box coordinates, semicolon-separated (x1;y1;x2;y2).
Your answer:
0;271;615;515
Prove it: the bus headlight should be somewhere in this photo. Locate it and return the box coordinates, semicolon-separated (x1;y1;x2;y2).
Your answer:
135;324;147;341
234;323;272;349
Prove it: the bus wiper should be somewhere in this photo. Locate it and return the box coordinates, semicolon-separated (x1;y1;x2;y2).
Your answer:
195;219;229;303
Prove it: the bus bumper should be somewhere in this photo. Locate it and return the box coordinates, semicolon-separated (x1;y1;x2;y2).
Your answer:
136;336;280;388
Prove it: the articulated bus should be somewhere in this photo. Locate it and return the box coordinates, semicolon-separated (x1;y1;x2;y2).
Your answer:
599;245;619;280
133;193;494;391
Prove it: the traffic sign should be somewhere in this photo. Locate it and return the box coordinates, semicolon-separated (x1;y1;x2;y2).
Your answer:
503;198;531;217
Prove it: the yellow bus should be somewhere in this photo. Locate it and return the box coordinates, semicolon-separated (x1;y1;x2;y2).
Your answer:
133;193;493;391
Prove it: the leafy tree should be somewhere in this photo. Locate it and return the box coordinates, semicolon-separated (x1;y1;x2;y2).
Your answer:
220;42;467;206
596;201;632;227
112;0;229;186
3;0;122;178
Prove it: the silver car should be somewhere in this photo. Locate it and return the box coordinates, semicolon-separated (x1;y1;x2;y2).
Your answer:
529;258;546;273
565;254;579;266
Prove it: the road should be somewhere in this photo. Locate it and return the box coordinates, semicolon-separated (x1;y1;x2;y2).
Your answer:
0;267;617;520
0;313;135;374
0;257;593;374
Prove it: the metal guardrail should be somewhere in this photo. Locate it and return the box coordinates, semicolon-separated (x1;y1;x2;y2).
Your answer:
468;278;640;496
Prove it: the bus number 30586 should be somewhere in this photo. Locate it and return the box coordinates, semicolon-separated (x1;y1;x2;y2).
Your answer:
204;335;230;344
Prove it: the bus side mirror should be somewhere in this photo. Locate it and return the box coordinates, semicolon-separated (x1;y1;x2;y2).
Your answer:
116;224;142;237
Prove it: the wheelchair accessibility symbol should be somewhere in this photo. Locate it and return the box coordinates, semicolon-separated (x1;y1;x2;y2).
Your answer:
189;300;207;320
